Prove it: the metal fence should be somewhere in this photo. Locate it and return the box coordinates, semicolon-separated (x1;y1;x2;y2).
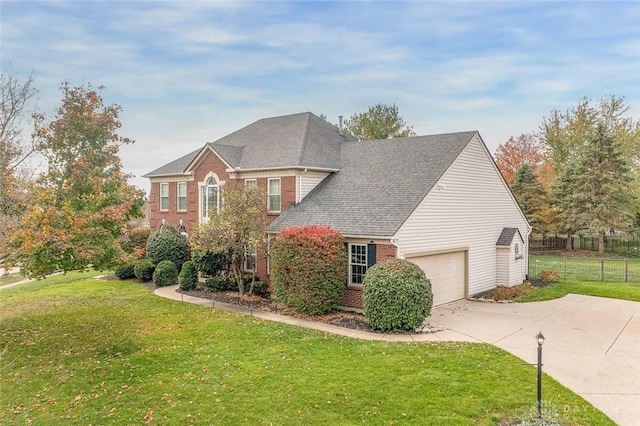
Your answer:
529;255;640;283
530;234;640;257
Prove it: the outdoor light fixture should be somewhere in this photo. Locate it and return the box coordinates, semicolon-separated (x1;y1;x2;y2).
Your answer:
536;331;545;418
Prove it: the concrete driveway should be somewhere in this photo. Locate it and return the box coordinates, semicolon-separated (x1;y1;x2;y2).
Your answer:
429;294;640;426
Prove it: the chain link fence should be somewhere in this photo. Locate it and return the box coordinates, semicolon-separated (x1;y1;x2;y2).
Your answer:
529;255;640;282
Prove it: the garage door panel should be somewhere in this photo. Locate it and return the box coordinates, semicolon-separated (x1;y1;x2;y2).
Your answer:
408;251;466;306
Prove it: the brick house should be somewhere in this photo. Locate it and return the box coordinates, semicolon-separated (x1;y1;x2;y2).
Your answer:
145;112;530;309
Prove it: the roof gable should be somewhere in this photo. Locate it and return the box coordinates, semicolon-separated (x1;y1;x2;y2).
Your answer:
268;131;477;237
142;148;200;178
496;227;525;247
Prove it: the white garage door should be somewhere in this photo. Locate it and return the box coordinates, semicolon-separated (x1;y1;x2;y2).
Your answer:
408;251;466;306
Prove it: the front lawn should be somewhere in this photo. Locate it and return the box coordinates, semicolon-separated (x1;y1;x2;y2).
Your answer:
0;273;614;425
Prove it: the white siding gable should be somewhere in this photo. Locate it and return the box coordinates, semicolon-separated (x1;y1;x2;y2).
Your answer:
297;171;330;203
394;133;530;296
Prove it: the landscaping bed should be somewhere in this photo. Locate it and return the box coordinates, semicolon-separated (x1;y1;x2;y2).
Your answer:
179;287;374;332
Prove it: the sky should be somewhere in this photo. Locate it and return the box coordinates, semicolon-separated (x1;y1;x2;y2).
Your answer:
2;1;639;193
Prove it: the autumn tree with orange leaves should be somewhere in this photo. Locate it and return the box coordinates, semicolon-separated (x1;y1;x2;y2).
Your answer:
494;133;553;187
8;82;144;277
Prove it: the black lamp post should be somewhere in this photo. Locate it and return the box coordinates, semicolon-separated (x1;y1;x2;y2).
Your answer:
536;331;545;418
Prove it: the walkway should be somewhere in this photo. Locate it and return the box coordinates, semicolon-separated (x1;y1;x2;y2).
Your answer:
155;286;640;426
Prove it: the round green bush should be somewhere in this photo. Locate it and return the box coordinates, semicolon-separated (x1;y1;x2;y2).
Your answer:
114;263;135;280
362;259;433;332
178;260;198;290
153;260;179;287
146;226;191;271
204;276;232;291
134;259;155;282
271;226;347;315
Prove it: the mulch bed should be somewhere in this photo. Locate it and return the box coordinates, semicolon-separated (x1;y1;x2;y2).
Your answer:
177;286;374;332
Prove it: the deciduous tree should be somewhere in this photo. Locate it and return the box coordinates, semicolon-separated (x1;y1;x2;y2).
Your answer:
0;71;38;255
343;103;415;140
191;183;266;295
8;82;144;277
494;133;551;186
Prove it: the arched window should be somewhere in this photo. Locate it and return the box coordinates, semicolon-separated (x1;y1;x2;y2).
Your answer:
201;177;220;221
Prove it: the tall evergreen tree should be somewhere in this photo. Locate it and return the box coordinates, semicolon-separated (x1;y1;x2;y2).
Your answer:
510;165;549;234
572;124;635;254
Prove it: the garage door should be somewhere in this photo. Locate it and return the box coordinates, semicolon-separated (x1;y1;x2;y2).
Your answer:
408;251;466;306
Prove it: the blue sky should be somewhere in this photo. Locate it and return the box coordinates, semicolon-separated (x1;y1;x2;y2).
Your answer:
2;1;639;192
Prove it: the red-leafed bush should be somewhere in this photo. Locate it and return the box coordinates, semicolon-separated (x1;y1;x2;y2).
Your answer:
271;226;348;315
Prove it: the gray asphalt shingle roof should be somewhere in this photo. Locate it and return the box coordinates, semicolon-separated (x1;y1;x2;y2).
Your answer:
496;227;524;246
267;131;478;237
144;112;354;177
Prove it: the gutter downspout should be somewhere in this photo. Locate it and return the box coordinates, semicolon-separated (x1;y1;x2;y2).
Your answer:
390;237;400;259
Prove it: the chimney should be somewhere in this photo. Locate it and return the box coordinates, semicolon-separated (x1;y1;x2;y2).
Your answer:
338;115;343;135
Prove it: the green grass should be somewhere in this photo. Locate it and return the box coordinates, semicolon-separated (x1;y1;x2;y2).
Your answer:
0;273;614;425
529;255;640;282
0;273;26;286
517;280;640;302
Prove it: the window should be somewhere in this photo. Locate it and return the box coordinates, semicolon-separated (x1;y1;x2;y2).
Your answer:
349;244;368;285
201;177;220;221
244;244;257;272
159;183;169;211
177;182;187;211
268;178;281;212
245;179;257;190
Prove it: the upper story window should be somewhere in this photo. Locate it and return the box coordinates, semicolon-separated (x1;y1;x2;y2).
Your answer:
201;177;220;221
159;183;169;211
177;182;187;211
268;178;281;213
245;179;257;190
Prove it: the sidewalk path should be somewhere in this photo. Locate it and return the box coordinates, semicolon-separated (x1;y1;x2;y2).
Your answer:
155;285;640;426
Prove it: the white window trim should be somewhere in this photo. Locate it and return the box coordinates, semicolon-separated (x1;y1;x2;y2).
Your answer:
245;178;257;189
159;183;169;211
198;173;222;224
349;243;368;285
267;177;281;213
177;182;187;212
244;244;257;272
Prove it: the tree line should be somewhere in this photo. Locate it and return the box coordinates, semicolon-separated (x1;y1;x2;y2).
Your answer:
495;95;640;254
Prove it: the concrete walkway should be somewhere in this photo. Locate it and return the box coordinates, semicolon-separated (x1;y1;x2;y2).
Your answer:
155;286;639;426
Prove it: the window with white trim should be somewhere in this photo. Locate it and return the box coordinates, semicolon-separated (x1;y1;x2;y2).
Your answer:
245;178;257;190
267;178;281;212
159;183;169;211
244;244;257;272
349;243;367;285
201;177;220;221
177;182;187;211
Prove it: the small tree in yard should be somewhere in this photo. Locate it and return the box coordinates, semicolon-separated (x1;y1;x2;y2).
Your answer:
270;225;347;315
191;183;266;296
362;259;432;332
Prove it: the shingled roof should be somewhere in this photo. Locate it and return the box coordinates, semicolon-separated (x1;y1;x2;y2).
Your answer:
143;112;354;177
267;131;478;238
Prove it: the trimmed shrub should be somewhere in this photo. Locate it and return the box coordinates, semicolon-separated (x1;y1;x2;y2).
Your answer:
178;261;198;290
362;259;433;332
204;276;232;291
271;225;347;315
539;270;560;283
146;226;191;271
134;259;155;282
114;263;135;280
191;248;232;277
153;260;179;287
